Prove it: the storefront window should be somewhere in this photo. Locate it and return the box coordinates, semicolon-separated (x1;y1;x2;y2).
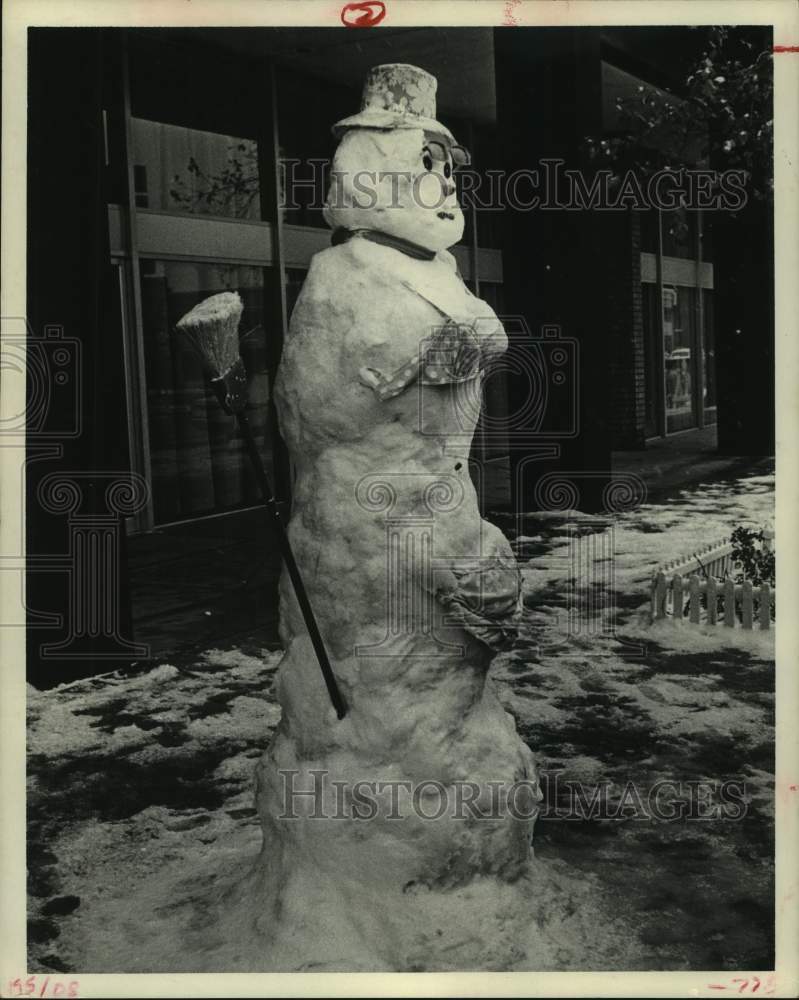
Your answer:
285;268;307;320
277;67;353;230
467;123;503;250
130;119;261;220
128;32;263;223
699;213;714;262
702;289;717;419
663;284;696;432
642;282;660;437
661;208;696;259
139;261;274;524
640;209;659;254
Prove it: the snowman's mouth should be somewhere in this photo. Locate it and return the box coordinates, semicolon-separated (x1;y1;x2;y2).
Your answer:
437;211;455;221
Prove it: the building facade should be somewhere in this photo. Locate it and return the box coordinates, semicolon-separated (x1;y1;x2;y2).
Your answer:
26;26;771;681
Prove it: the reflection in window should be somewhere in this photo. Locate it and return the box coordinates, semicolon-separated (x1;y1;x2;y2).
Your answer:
642;283;660;438
130;118;261;220
140;261;272;524
277;68;351;230
133;164;149;208
661;208;695;260
663;285;696;432
462;123;503;251
702;289;717;420
285;268;307;322
640;209;658;254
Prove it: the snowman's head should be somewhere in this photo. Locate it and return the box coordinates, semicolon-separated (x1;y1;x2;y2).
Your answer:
323;127;465;253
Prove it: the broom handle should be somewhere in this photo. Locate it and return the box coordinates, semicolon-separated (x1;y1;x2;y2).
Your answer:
235;410;348;720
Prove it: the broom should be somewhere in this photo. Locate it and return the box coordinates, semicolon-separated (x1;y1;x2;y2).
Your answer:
175;292;347;720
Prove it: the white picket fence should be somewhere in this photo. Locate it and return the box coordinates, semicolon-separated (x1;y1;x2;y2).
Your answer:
658;537;737;581
650;533;775;631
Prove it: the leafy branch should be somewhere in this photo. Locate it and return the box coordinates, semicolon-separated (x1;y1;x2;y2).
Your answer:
584;27;773;203
729;525;775;588
169;141;260;219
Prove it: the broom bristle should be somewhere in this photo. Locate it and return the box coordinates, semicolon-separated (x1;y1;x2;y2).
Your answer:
176;291;244;379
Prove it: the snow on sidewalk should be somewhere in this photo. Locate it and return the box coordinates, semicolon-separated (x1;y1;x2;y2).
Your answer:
26;469;775;972
494;468;775;969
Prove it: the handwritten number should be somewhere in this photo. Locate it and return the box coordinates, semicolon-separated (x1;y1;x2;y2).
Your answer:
5;977;80;999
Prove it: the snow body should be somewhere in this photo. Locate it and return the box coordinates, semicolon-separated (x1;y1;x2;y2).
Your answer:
248;128;547;969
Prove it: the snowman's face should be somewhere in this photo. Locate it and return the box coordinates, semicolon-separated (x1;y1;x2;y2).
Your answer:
323;128;465;252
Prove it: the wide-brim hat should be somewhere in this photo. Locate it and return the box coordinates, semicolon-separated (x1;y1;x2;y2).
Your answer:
332;63;470;165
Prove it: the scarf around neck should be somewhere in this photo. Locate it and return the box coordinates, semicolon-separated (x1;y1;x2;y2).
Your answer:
330;227;437;262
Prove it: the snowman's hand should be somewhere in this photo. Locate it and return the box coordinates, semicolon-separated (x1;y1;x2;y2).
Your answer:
432;564;459;603
358;358;424;401
472;316;509;360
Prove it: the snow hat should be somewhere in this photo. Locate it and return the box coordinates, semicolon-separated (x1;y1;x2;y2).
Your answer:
333;64;470;165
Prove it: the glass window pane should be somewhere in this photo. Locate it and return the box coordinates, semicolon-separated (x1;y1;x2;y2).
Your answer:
467;123;502;250
640;209;658;254
663;284;696;433
277;67;352;230
128;33;263;222
131;118;261;220
702;289;717;421
661;208;695;259
642;282;660;437
699;212;714;263
284;268;308;327
139;260;274;524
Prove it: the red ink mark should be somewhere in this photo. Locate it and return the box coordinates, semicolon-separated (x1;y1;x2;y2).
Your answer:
709;977;777;996
789;783;798;791
340;1;386;27
5;977;80;999
503;0;521;26
773;45;799;53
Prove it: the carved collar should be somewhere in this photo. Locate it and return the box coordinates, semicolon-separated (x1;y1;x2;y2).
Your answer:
330;227;436;262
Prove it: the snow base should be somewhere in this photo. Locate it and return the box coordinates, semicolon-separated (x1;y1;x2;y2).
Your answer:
62;835;640;972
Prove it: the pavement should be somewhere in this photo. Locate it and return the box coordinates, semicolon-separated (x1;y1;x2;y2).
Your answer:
611;425;774;503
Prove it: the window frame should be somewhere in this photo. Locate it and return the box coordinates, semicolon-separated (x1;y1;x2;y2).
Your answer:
641;208;715;440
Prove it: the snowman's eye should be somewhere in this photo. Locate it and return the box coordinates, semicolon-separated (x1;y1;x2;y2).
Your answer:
444;162;452;179
422;149;434;172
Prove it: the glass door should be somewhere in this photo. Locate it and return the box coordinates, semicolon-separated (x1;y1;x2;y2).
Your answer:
663;284;697;433
118;31;286;530
138;260;275;524
641;208;716;440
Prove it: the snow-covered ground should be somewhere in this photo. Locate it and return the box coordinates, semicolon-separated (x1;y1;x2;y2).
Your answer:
27;469;775;972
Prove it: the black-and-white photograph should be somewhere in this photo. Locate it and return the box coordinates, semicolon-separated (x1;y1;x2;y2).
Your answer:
2;0;797;994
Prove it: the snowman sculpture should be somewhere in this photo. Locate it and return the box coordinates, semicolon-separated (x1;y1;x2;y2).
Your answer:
251;64;549;971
